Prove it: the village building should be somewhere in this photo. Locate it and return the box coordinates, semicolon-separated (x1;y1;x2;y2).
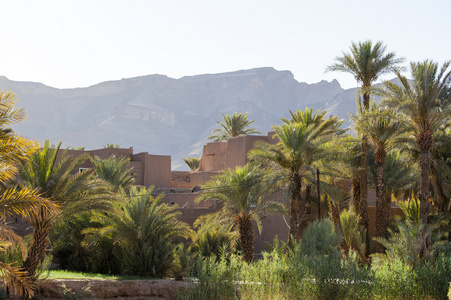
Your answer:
13;132;402;256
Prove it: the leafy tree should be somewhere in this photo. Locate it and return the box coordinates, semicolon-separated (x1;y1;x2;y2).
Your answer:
208;112;261;141
87;186;192;277
18;141;113;278
248;108;344;243
196;164;285;262
0;91;57;298
90;155;135;191
183;156;201;172
381;60;451;225
327;41;404;251
352;102;405;252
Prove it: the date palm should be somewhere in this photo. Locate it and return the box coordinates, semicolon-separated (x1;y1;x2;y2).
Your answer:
18;140;114;278
381;60;451;225
196;164;285;262
208;112;261;141
352;102;405;252
87;186;192;277
248;108;344;243
0;90;57;297
183;156;201;171
90;155;135;191
327;41;404;251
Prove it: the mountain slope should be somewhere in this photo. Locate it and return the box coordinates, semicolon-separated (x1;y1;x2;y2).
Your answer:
0;67;357;170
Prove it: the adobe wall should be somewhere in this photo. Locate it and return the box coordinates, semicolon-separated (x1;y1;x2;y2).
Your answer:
132;152;172;188
52;148;171;189
199;132;276;173
224;135;268;169
199;142;227;171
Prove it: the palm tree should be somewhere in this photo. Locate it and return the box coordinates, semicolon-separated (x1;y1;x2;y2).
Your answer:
368;150;418;236
183;156;201;171
87;186;192;277
0;90;57;297
18;141;114;278
381;60;451;225
429;127;451;213
352;102;405;252
208;112;261;141
196;164;285;262
326;41;404;253
248;108;344;243
90;155;135;191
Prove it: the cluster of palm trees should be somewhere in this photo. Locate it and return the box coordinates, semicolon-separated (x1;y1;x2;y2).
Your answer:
199;40;451;262
1;40;450;297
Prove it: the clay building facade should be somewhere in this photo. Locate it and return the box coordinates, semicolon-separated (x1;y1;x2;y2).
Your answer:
14;133;401;256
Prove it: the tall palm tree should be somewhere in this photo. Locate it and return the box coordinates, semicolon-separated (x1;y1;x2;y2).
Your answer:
248;108;344;243
18;141;114;277
0;90;57;298
381;60;451;225
368;150;418;230
326;41;404;251
90;154;135;191
352;102;405;252
208;112;261;141
196;164;285;262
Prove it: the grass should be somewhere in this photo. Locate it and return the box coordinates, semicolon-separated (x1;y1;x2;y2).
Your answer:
48;270;157;280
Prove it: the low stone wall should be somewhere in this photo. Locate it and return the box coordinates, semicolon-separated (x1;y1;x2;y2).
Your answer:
14;279;188;300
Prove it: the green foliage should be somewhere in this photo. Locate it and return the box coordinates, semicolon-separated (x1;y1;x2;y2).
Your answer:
208;112;261;141
326;40;404;89
197;164;285;262
171;243;196;281
90;154;135;190
295;218;342;260
87;186;192;277
398;198;420;224
103;143;120;148
372;253;451;300
372;220;451;266
340;209;366;261
178;256;238;300
192;213;237;260
182;156;201;171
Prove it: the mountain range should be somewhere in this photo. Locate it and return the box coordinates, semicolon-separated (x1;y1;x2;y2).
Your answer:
0;67;360;170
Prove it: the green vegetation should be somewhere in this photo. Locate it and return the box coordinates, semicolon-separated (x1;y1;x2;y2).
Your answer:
1;41;451;299
208;112;261;141
183;156;201;171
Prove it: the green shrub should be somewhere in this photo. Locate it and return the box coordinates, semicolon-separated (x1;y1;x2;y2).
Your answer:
177;256;238;300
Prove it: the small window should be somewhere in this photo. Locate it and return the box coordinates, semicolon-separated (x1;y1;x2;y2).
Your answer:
79;168;90;173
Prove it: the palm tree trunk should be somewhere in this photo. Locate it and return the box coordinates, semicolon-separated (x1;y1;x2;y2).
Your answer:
22;227;50;278
359;135;370;257
329;196;341;228
289;173;302;246
238;214;255;263
374;148;386;253
419;147;431;225
305;184;311;216
352;177;360;213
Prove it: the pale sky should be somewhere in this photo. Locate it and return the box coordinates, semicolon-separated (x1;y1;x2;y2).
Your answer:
0;0;450;90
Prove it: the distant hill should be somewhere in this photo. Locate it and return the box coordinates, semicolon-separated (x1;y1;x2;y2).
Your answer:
0;67;360;170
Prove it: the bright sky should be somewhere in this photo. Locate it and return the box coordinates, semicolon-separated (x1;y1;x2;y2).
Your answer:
1;0;450;90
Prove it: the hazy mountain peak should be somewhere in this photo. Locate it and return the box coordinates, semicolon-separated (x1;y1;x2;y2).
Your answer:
1;68;358;170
